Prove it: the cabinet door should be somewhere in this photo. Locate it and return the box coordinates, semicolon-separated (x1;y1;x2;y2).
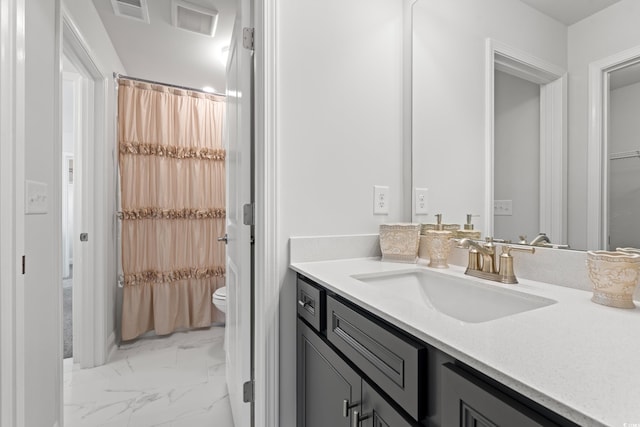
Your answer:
361;381;418;427
441;364;561;427
298;319;361;427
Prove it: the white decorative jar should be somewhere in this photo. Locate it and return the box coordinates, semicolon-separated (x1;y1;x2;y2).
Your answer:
379;224;421;263
586;250;640;309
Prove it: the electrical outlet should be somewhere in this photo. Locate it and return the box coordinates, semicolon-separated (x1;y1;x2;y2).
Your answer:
494;199;513;216
415;188;428;215
373;185;390;215
25;180;48;214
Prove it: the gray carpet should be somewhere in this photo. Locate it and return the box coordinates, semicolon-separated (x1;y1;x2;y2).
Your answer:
63;286;73;359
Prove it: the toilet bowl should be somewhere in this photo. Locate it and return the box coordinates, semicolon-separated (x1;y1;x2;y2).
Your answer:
212;286;227;313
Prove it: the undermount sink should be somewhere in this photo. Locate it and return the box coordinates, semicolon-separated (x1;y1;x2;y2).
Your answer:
351;269;556;323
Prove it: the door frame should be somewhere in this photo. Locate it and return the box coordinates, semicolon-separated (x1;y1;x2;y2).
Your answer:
61;9;110;368
484;39;567;243
253;0;279;425
587;44;640;250
0;0;26;425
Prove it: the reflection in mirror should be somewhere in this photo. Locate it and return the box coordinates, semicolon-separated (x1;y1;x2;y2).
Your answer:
608;64;640;250
490;44;567;248
494;71;540;244
412;0;640;250
587;46;640;250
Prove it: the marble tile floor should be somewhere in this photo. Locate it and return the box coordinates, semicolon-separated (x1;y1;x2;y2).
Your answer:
64;327;234;427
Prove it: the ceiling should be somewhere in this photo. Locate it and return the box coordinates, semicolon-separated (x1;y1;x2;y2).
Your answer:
93;0;236;94
93;0;633;93
518;0;621;25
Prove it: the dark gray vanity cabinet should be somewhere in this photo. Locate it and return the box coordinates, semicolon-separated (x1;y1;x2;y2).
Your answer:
296;273;578;427
297;320;361;427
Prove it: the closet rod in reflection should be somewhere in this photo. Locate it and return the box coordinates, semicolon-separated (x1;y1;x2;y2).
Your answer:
610;150;640;160
113;73;226;97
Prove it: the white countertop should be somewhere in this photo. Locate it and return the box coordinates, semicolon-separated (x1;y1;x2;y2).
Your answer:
290;257;640;427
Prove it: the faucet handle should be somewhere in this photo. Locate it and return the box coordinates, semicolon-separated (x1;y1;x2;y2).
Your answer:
492;238;512;244
483;236;496;252
502;245;535;256
498;245;535;284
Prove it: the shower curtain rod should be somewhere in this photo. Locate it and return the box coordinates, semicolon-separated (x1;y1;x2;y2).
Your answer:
113;73;226;97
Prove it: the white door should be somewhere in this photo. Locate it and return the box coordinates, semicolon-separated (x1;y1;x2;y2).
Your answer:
225;1;253;425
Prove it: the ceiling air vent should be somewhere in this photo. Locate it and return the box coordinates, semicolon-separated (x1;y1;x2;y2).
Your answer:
110;0;150;24
172;1;219;37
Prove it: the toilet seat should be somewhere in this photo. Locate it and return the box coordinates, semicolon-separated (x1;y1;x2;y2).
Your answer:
213;286;226;300
213;286;227;314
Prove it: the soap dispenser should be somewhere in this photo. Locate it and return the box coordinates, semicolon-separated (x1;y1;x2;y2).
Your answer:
424;214;453;268
456;214;481;240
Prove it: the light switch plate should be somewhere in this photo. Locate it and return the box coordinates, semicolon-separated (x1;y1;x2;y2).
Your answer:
373;185;390;215
415;187;428;215
494;199;513;216
26;180;48;214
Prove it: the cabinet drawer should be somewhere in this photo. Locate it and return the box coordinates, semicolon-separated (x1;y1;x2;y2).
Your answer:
297;275;325;332
441;363;565;427
326;295;426;421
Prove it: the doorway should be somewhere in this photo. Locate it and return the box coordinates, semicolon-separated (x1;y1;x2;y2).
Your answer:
587;46;640;250
61;56;86;367
61;13;110;369
494;70;541;243
61;63;80;359
485;39;567;243
608;64;640;249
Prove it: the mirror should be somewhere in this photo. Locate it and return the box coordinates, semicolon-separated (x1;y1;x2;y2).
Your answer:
411;0;640;250
608;64;640;250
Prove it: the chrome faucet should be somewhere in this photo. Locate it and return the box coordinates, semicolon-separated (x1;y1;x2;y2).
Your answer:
457;237;534;284
528;233;551;246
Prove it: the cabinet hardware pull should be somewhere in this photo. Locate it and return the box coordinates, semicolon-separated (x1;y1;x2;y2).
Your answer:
298;300;310;308
342;399;358;417
352;410;371;427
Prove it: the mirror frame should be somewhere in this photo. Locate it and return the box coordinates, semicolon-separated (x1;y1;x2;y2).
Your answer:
587;44;640;249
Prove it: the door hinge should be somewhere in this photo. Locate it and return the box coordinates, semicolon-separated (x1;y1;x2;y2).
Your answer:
243;203;255;226
22;255;25;275
243;380;254;403
243;27;255;50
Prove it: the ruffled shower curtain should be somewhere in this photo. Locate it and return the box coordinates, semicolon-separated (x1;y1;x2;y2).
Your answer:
118;79;226;341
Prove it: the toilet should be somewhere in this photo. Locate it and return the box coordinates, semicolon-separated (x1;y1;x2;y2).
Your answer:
212;286;227;313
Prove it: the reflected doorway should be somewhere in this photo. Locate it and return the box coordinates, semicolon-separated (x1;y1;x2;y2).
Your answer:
607;64;640;249
494;71;541;243
587;46;640;250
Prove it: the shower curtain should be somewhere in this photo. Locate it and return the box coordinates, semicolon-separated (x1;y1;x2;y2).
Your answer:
118;79;226;341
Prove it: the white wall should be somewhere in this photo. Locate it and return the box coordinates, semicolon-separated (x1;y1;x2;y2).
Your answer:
23;1;61;425
567;0;640;249
62;0;126;344
412;0;566;233
609;80;640;249
276;0;406;424
494;71;540;242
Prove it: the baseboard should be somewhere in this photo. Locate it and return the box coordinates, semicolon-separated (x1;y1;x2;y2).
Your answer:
106;331;116;363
